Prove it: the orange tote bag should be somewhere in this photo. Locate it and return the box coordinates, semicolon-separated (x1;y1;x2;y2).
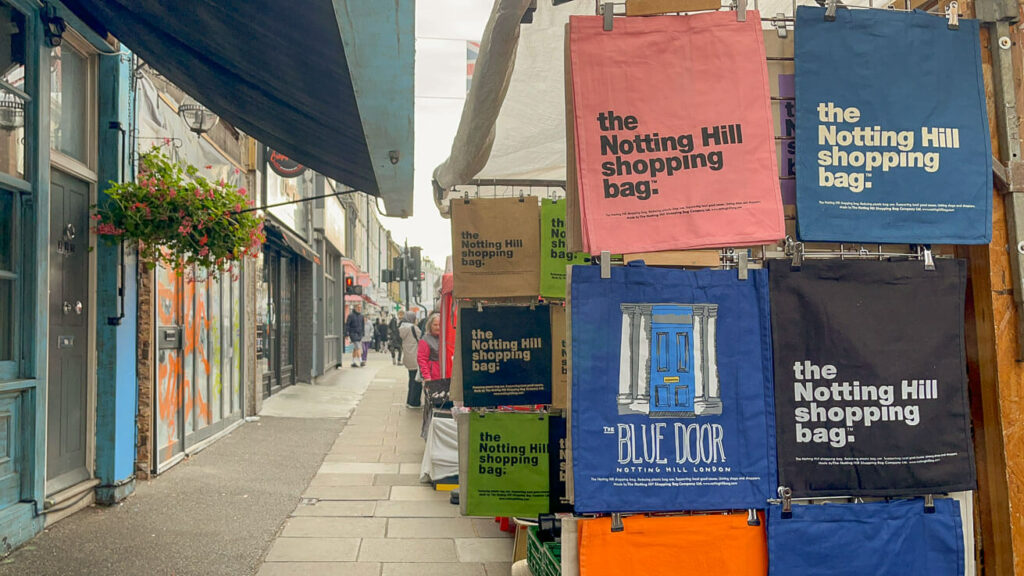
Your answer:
578;513;767;576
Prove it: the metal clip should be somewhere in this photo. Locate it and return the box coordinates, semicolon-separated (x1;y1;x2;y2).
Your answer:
518;192;525;203
775;12;788;37
735;0;747;21
610;512;624;532
602;2;614;31
476;301;483;313
922;245;935;271
463;195;470;205
824;0;838;21
747;509;760;526
738;250;749;281
779;486;793;519
924;494;935;514
791;242;804;270
946;1;959;30
600;250;611;279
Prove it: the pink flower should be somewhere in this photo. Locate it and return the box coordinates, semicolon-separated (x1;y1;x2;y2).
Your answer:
168;190;176;199
238;187;247;197
198;246;210;257
234;204;242;213
96;223;122;236
199;234;208;247
195;188;204;199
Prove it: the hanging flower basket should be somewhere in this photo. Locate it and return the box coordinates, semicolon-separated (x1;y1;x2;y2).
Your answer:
92;146;265;273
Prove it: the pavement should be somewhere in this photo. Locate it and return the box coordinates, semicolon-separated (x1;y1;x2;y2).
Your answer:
0;352;514;575
257;356;514;576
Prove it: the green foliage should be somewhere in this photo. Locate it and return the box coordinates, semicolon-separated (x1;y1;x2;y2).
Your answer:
92;146;265;273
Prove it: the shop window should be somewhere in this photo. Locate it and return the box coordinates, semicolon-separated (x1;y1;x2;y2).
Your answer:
49;42;90;164
0;4;26;181
0;190;14;368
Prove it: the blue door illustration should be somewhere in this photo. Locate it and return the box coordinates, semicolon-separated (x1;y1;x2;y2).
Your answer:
650;305;695;414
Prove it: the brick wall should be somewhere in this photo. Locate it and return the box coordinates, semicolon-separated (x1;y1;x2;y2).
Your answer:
135;263;153;480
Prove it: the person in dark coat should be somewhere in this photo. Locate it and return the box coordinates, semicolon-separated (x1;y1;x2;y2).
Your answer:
346;305;365;368
374;318;388;352
388;314;403;365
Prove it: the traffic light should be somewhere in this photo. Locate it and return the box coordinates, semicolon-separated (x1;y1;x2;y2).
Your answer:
409;247;422;279
381;269;394;283
393;255;405;281
419;271;425;282
344;276;363;295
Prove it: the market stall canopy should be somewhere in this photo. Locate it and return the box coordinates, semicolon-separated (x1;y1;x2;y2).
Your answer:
432;0;889;216
65;0;415;217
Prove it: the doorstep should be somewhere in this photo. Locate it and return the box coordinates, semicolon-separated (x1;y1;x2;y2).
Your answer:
43;478;100;527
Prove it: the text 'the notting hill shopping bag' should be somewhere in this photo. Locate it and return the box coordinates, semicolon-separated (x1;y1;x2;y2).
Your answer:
795;6;991;244
569;11;784;254
570;264;776;513
578;513;767;576
465;412;550;517
459;304;552;407
769;259;975;497
768;499;964;576
451;197;541;298
541;199;591;299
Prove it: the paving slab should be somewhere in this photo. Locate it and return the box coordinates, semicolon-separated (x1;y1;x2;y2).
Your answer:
388;486;449;501
281;517;387;538
455;538;516;563
357;538;458;563
291;501;377;517
386;517;479;538
264;537;361;562
382;563;486;576
372;474;427;487
307;474;375;487
302;485;391;501
319;462;400;475
258;562;382;576
471;518;516;538
373;500;461;518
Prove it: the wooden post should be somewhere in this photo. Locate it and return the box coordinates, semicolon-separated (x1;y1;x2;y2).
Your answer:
965;0;1024;572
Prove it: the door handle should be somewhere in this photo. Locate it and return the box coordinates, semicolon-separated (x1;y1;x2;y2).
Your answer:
63;301;84;315
75;301;83;315
63;301;71;315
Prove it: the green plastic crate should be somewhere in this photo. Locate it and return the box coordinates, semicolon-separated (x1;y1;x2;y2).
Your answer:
527;526;561;576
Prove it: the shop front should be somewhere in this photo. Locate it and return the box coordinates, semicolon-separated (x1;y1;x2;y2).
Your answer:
0;0;134;551
257;151;317;396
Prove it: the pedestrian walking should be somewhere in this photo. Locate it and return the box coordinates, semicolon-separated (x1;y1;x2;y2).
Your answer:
361;314;375;366
388;314;403;365
346;305;365;368
374;318;388;352
399;311;422;407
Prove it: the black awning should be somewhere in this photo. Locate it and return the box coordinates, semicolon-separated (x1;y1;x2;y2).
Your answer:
265;217;319;265
64;0;413;216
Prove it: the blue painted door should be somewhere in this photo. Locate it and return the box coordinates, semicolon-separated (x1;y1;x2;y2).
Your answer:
649;305;695;413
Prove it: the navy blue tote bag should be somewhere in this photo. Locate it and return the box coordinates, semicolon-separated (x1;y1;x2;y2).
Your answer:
569;263;776;513
795;6;991;244
768;498;964;576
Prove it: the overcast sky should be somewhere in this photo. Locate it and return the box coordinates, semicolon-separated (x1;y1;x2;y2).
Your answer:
379;0;494;265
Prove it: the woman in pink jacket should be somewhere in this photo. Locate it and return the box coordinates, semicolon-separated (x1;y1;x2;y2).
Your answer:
417;312;442;383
